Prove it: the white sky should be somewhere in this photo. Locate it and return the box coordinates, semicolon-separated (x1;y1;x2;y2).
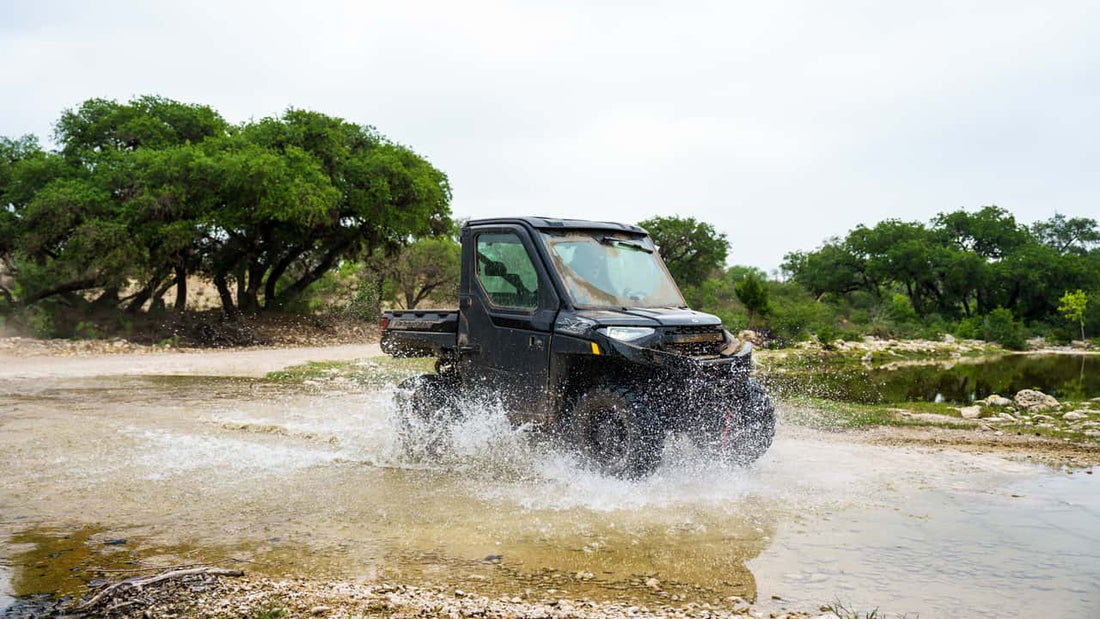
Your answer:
2;1;1098;272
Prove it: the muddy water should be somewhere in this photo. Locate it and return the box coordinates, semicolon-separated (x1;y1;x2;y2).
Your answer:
1;374;1098;617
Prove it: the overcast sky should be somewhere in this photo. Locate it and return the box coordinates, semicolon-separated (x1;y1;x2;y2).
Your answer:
2;1;1098;272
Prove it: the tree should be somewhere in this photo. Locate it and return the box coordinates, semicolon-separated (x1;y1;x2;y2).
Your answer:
637;216;728;288
733;272;769;324
0;96;452;318
1033;214;1100;255
1059;289;1088;341
386;236;461;309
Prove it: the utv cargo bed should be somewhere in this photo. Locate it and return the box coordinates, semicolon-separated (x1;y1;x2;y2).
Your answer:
380;309;458;358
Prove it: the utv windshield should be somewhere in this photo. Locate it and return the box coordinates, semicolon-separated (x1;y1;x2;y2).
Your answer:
542;232;686;308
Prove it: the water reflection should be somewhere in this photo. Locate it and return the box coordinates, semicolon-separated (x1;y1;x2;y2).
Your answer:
768;353;1099;404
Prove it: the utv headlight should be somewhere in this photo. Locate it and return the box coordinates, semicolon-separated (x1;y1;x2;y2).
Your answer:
598;326;656;342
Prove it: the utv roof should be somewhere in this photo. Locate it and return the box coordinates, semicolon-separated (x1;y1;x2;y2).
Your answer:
465;216;647;235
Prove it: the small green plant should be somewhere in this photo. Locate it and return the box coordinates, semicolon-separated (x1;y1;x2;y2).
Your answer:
251;603;288;619
1058;289;1088;341
821;599;880;619
157;334;181;348
74;320;104;339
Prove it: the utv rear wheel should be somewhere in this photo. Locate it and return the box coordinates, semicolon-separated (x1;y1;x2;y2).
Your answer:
395;373;458;460
570;385;664;478
694;379;775;466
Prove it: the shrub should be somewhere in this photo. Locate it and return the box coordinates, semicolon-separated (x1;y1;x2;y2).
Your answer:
955;316;983;339
983;307;1026;350
886;294;918;323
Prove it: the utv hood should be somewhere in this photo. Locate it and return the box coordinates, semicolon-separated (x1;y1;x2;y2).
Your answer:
573;307;723;328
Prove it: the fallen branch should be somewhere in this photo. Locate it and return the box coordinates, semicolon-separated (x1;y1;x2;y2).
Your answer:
76;566;244;612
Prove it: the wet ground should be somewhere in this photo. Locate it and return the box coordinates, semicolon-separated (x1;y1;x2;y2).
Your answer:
1;361;1099;617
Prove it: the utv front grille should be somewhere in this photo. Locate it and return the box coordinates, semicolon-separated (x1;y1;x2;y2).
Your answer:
664;325;724;358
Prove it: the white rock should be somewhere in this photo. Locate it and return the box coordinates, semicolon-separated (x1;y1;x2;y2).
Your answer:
1063;411;1087;422
987;395;1013;407
943;334;956;344
1014;389;1060;412
958;405;982;419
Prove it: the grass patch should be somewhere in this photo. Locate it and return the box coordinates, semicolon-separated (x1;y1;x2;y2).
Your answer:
251;603;289;619
783;397;975;430
266;356;434;389
820;600;883;619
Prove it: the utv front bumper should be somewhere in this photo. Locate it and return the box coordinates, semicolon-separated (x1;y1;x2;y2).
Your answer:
597;331;755;387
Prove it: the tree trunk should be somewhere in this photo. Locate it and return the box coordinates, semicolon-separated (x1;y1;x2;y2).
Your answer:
374;271;385;319
234;264;248;310
126;272;167;314
264;247;305;309
174;265;187;312
241;260;267;314
272;240;351;305
214;272;238;318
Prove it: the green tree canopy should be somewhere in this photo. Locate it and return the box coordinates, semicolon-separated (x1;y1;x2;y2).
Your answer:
0;96;452;317
385;236;461;309
733;272;769;324
637;215;728;288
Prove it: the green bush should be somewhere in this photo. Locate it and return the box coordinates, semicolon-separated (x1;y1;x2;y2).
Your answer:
983;307;1026;350
815;324;841;345
887;294;918;323
955;316;983;339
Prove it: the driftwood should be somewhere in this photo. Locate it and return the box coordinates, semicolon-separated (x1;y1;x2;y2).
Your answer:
75;566;244;612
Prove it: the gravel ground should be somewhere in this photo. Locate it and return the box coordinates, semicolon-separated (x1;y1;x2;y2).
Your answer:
53;573;828;619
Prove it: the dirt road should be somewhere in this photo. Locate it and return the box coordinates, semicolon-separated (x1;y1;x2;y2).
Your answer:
0;342;381;379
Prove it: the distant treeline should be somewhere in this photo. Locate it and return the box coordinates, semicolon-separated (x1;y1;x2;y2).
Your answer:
642;208;1099;348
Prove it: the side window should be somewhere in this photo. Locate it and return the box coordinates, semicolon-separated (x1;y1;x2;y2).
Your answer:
476;232;540;310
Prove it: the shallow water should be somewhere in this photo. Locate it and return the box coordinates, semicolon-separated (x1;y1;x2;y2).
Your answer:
1;374;1098;617
768;352;1100;404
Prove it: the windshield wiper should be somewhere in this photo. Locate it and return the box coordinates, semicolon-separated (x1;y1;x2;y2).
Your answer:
598;236;653;253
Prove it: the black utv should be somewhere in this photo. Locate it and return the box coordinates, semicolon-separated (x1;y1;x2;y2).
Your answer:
381;217;774;477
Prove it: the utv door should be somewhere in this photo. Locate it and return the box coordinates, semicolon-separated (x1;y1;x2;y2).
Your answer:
459;225;559;422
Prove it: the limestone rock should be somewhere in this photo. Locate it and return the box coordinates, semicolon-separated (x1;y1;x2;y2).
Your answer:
986;395;1013;407
1014;389;1059;412
958;405;982;419
738;330;765;347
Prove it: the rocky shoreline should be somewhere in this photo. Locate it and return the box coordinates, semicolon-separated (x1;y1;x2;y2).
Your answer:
23;573;831;619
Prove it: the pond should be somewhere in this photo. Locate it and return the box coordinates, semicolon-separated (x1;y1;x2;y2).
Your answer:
765;353;1100;404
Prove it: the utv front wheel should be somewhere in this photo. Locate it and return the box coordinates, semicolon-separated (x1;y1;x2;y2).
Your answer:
570;385;664;478
694;379;775;466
